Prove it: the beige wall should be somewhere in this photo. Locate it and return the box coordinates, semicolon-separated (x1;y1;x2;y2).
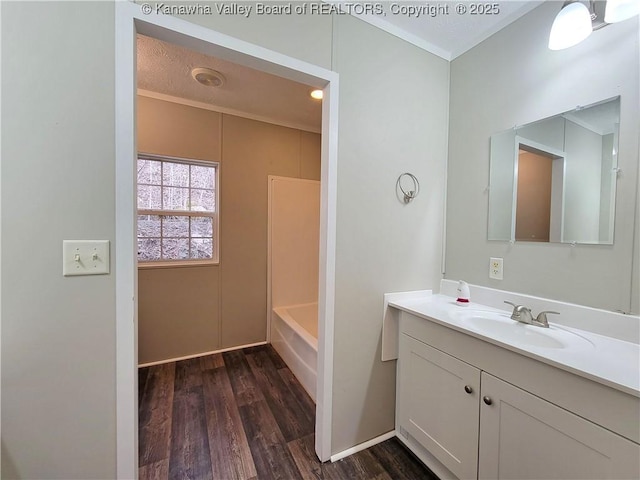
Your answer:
220;115;322;347
515;152;552;242
270;177;321;309
446;3;639;313
137;96;320;364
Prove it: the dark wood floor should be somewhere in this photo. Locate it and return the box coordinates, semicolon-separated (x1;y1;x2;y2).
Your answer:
139;344;439;480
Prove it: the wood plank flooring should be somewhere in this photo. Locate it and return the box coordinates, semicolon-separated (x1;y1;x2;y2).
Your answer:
139;344;439;480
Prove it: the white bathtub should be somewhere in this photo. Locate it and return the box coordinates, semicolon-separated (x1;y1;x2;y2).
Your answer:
271;302;317;402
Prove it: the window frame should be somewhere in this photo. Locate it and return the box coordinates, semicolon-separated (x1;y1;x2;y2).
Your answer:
136;153;220;267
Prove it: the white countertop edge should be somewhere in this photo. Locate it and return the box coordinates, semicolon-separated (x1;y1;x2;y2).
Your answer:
388;294;640;399
382;290;432;361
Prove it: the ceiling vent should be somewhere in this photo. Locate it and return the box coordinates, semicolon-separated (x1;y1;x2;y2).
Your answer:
191;67;226;88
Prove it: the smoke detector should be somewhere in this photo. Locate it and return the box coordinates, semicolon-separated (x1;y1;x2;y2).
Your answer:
191;67;226;88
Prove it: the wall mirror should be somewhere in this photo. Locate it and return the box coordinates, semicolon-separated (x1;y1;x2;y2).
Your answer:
488;97;620;244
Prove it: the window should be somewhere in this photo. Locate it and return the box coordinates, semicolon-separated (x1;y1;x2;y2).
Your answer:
137;154;218;264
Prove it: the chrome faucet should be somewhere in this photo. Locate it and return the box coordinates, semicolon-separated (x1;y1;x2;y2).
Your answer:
504;301;559;328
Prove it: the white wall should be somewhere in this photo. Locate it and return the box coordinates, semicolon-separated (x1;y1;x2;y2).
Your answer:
330;14;449;453
447;3;639;313
563;120;602;243
1;2;450;475
488;129;516;240
1;2;116;478
634;16;640;316
599;133;615;242
518;116;565;149
171;4;333;70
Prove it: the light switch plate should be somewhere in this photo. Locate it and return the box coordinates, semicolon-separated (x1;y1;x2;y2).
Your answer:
63;240;110;276
489;257;503;280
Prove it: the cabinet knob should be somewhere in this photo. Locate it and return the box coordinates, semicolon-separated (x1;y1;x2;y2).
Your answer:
483;396;493;406
464;385;473;394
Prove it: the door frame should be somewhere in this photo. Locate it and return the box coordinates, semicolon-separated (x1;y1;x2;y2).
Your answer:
115;4;339;477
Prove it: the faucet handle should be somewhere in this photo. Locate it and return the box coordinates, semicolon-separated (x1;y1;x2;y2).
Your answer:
534;311;559;327
504;301;523;320
504;300;521;313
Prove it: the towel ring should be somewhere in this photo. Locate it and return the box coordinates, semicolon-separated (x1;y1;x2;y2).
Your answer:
396;173;420;203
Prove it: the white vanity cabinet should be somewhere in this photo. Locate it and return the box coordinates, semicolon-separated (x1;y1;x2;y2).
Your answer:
396;311;640;480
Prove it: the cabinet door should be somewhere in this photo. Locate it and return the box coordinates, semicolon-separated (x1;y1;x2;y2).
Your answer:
398;334;481;480
479;372;640;480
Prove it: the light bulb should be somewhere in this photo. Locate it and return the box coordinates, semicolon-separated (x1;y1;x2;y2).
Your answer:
310;89;323;100
548;1;593;50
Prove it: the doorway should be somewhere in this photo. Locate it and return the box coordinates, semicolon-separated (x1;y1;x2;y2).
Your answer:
115;4;339;477
512;137;566;244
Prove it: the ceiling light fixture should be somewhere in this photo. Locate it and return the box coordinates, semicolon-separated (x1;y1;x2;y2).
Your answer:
548;1;594;50
549;0;640;50
191;67;226;87
310;89;323;100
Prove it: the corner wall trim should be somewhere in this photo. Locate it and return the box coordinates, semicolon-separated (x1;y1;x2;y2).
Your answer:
329;430;396;463
138;341;268;368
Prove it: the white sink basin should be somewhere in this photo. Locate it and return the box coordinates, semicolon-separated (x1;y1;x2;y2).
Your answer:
450;309;594;350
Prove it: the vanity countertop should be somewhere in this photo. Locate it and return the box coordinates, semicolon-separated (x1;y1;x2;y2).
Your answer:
389;293;640;398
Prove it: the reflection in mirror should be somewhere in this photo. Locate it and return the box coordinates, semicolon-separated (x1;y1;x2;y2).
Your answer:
515;142;564;242
488;97;620;244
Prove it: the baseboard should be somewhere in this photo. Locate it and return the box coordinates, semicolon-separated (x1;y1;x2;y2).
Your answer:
329;430;396;463
138;341;268;368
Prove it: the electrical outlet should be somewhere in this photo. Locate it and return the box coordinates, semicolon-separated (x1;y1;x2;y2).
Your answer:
489;257;503;280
